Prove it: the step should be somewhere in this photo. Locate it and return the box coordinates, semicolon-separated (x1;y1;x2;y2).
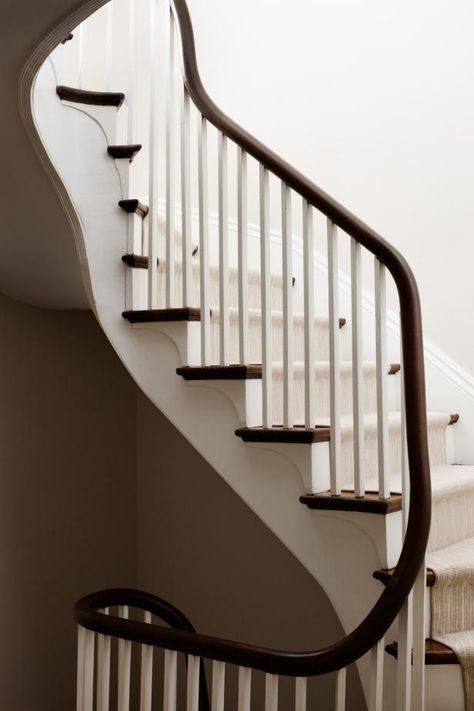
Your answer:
119;200;149;218
107;144;142;161
239;412;456;491
123;307;200;323
56;85;125;107
385;639;458;665
269;360;399;423
300;456;464;524
177;365;262;380
427;535;474;638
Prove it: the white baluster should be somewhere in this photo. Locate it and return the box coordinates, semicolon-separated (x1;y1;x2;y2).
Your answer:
127;0;136;144
148;0;160;310
335;668;346;711
218;133;230;365
140;611;153;711
282;183;293;428
397;596;413;711
351;239;365;497
105;2;113;91
78;21;87;89
186;654;200;711
118;606;131;711
327;219;341;495
295;677;307;711
398;373;413;711
368;639;384;711
411;561;426;711
260;165;272;427
97;614;111;711
165;8;176;307
212;660;226;711
198;115;210;364
238;149;249;364
76;625;86;711
83;629;95;711
374;259;391;499
238;667;251;711
181;87;192;306
400;345;410;530
164;650;178;711
264;673;278;711
303;201;315;428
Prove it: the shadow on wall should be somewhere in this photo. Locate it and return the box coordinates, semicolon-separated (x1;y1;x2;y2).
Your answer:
0;291;137;710
136;392;367;711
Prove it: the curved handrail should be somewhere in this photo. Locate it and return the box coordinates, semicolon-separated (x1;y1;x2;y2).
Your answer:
76;0;431;678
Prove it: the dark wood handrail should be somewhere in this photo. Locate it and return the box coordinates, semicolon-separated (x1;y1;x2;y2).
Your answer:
75;0;431;678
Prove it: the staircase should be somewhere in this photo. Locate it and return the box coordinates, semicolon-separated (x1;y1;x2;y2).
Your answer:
28;1;474;709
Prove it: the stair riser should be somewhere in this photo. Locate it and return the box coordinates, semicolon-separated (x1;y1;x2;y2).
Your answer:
210;315;332;363
270;367;399;422
335;419;451;490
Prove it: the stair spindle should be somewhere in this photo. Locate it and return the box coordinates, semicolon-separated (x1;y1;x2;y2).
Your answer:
127;0;136;144
238;149;249;364
180;86;192;306
163;649;178;711
186;654;200;711
237;667;251;711
303;200;315;428
335;668;346;711
374;259;391;499
368;639;384;711
105;2;114;91
147;0;160;309
260;165;272;427
165;7;176;307
282;183;294;428
140;611;153;711
265;673;278;711
96;609;111;711
295;677;307;711
198;115;210;364
211;660;226;711
351;239;365;496
118;606;131;711
218;133;230;365
327;219;341;495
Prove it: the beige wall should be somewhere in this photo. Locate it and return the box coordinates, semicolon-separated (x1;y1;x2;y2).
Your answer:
0;292;137;710
0;289;364;709
136;392;366;711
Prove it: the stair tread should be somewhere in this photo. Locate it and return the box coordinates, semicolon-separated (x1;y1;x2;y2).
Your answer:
108;144;142;161
385;639;458;665
56;85;125;107
237;412;456;444
177;365;262;380
301;491;402;514
235;426;331;444
427;534;474;580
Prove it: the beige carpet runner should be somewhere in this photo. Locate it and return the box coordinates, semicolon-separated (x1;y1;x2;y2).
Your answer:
429;534;474;709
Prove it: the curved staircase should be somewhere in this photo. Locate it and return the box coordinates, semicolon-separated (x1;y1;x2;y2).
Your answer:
27;1;474;709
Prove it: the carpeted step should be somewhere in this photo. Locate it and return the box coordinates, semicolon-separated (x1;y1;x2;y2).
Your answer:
270;360;398;422
157;260;284;311
316;411;454;490
428;466;474;552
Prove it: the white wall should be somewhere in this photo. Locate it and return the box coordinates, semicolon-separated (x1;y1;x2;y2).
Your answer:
186;0;474;373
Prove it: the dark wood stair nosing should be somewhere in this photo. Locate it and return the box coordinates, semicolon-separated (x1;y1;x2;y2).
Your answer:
122;254;158;269
118;199;149;218
300;491;402;514
373;567;436;587
108;145;142;161
61;33;74;44
122;308;201;323
385;640;458;665
449;413;460;425
235;426;330;444
56;85;125;107
177;365;262;381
